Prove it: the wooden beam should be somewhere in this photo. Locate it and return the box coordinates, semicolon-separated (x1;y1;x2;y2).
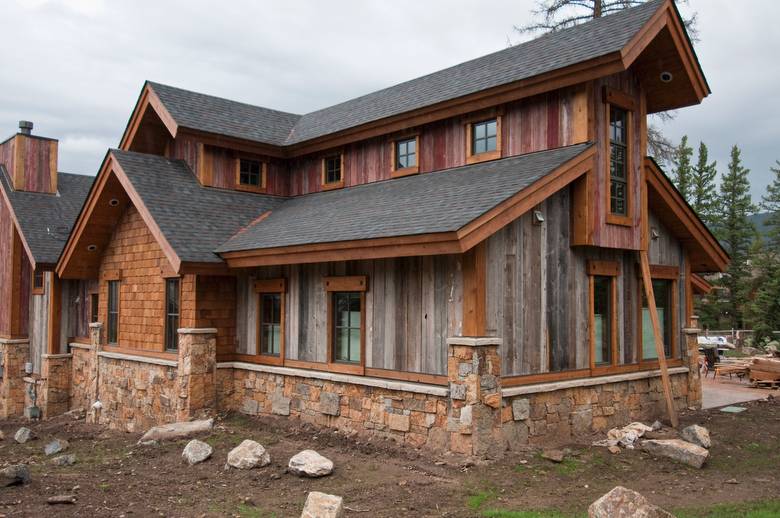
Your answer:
639;249;679;428
47;273;61;354
462;241;486;336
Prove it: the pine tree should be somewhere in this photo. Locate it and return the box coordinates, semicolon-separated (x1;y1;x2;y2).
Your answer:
713;145;756;328
672;135;693;202
761;160;780;253
690;141;718;228
745;242;780;343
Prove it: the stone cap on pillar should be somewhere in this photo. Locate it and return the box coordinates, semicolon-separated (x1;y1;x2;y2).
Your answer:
177;328;218;335
447;337;502;347
89;322;103;329
0;338;30;345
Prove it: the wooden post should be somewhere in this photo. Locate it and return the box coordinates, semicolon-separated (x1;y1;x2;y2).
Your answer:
639;250;679;428
462;242;486;337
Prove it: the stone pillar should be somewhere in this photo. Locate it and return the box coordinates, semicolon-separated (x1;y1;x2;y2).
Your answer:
0;338;30;418
683;315;702;409
86;323;102;423
446;337;503;458
41;354;72;418
176;328;217;420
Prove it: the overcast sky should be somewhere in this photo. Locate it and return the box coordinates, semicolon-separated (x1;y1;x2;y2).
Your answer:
2;0;778;206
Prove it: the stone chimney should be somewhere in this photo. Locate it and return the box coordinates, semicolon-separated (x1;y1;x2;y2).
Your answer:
0;121;58;194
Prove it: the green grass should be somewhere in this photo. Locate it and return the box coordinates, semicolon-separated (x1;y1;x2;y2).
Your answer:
675;499;780;518
467;488;497;510
236;503;276;518
554;458;582;477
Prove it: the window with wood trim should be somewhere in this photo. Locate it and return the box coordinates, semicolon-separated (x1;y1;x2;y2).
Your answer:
322;154;344;189
164;278;180;351
32;270;45;295
609;106;629;217
325;276;367;374
107;280;120;345
253;278;286;365
392;136;419;177
471;119;497;155
238;158;264;188
90;293;99;324
641;278;676;361
588;260;618;371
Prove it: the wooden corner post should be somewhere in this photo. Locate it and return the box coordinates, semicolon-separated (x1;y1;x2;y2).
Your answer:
462;242;487;337
639;250;679;428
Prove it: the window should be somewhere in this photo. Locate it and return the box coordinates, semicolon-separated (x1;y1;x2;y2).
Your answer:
165;278;180;351
392;137;418;176
333;292;361;363
259;293;282;356
641;279;675;360
322;155;343;188
324;276;367;374
90;293;99;323
587;260;618;370
239;158;262;187
253;279;286;365
107;280;119;345
609;106;628;216
32;270;45;295
466;116;501;164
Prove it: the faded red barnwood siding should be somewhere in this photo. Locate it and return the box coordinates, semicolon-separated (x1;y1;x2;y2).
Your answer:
0;135;57;194
0;199;15;336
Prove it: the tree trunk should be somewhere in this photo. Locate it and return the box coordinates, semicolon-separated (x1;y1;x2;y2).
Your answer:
594;0;602;18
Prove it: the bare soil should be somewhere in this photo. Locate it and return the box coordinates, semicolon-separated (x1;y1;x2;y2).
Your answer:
0;397;778;517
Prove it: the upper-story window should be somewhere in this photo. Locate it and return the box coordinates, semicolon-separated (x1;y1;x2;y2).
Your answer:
466;116;501;164
391;136;419;177
32;270;45;295
322;154;344;190
239;158;262;187
609;107;629;217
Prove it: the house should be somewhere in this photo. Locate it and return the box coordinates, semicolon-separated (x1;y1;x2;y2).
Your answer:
0;121;93;419
4;0;728;455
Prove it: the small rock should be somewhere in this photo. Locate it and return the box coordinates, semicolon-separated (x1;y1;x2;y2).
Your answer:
681;424;711;449
0;464;31;486
45;439;69;456
651;420;663;431
301;491;343;518
588;486;674;518
137;418;213;443
0;429;4;440
541;449;565;463
182;440;213;465
725;478;738;484
226;440;270;469
47;495;76;505
288;450;334;477
642;439;709;469
138;440;159;447
51;454;77;466
608;445;622;455
270;473;281;480
14;427;34;444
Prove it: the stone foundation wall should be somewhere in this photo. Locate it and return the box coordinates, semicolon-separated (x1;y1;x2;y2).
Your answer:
70;345;95;412
218;367;450;450
501;371;691;449
0;339;29;418
41;354;71;418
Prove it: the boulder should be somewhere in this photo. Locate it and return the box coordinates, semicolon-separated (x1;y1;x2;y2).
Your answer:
137;418;213;443
14;427;34;444
51;454;77;466
0;464;31;486
589;486;674;517
301;491;343;518
226;440;271;469
642;439;709;469
182;439;213;465
681;424;711;449
45;438;70;456
541;449;565;463
288;450;334;477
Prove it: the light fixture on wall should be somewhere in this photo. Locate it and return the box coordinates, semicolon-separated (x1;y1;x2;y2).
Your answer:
651;228;660;240
532;210;545;226
109;198;120;207
660;71;673;83
87;244;98;252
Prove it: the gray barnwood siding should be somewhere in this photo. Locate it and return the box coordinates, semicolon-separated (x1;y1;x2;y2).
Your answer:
235;257;462;375
28;272;52;374
60;279;97;350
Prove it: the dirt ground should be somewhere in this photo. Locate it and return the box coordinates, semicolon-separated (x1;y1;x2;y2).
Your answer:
1;396;778;518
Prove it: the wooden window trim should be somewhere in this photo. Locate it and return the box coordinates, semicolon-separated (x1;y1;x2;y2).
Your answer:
234;157;268;193
390;135;420;178
588;263;619;374
321;153;345;191
466;115;502;165
163;277;181;352
324;276;367;375
253;278;286;366
604;87;634;227
638;272;679;364
32;270;45;295
323;276;368;292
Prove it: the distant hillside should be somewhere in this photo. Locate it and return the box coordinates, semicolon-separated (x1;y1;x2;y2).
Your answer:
750;212;772;237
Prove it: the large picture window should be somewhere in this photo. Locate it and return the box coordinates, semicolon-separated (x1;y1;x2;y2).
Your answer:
107;280;119;345
165;278;180;351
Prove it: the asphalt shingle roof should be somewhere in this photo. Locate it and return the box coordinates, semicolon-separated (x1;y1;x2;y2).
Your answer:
111;149;285;264
217;143;592;253
0;167;93;265
147;0;663;147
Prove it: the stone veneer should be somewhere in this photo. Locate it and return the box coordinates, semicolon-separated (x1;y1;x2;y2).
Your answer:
40;354;71;418
0;338;29;418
